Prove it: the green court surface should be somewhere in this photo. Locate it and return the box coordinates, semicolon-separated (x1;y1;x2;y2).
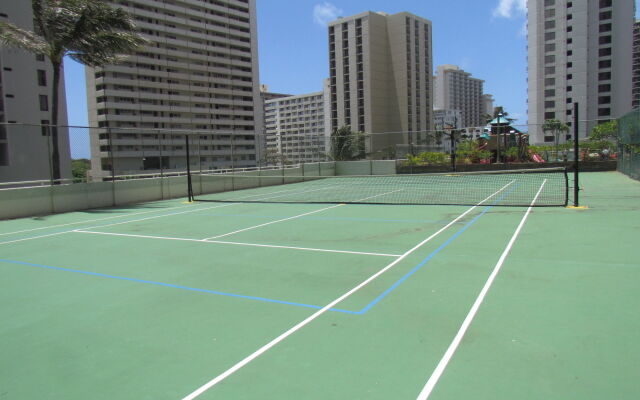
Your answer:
1;171;638;399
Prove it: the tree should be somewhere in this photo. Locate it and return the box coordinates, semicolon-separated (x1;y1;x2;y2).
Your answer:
0;0;147;183
542;119;570;160
588;120;618;142
329;125;365;161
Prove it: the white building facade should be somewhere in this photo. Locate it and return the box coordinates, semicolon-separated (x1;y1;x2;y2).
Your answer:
86;0;262;178
527;0;634;143
264;91;328;165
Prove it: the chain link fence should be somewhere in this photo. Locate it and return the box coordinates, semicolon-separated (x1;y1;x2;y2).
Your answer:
618;110;640;180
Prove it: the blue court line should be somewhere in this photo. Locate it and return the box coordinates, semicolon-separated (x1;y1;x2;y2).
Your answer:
349;184;520;315
0;185;516;315
0;259;331;312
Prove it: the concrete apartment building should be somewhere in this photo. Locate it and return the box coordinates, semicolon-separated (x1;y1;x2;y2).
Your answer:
433;65;485;129
0;1;71;184
527;0;634;144
328;11;433;158
86;0;262;178
633;19;640;109
264;90;328;165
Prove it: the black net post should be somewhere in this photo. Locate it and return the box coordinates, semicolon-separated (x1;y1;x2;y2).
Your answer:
573;102;579;207
185;134;194;202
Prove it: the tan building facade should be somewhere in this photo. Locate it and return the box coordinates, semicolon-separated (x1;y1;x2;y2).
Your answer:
328;11;433;158
86;0;262;178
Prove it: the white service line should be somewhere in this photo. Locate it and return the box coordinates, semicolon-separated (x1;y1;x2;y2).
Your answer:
203;204;343;240
415;179;548;400
74;230;400;257
202;189;405;241
179;181;514;400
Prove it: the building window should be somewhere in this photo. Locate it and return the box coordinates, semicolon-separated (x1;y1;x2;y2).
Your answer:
599;23;612;33
598;108;610;117
599;35;612;45
567;74;572;80
545;77;556;86
567;85;572;91
39;95;48;111
599;0;612;7
545;55;555;63
598;47;611;57
544;112;556;119
567;26;572;32
544;0;555;6
36;54;45;62
598;84;611;92
37;69;47;86
545;101;555;108
567;50;572;56
567;62;573;68
544;20;556;29
599;59;612;68
598;72;611;81
567;1;572;7
598;96;611;105
545;43;556;52
41;119;50;136
544;32;555;41
599;11;612;20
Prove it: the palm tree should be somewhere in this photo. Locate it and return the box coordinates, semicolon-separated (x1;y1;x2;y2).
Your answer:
0;0;147;182
542;119;570;161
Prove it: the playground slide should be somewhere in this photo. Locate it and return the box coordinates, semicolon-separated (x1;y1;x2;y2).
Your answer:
531;153;545;163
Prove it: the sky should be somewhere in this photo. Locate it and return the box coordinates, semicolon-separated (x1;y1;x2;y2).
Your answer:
63;0;640;148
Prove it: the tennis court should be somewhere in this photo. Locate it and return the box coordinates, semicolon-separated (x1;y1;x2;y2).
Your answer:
1;170;638;399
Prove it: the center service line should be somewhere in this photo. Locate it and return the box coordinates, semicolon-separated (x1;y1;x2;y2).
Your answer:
179;182;514;400
415;180;547;400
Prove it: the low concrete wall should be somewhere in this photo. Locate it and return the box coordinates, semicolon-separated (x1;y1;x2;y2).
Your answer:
0;160;400;220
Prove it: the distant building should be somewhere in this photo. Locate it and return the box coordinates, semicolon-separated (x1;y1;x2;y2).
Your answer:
527;0;633;143
258;84;291;165
328;11;433;158
633;20;640;109
0;2;71;184
433;109;462;130
264;91;328;165
481;94;495;120
85;0;262;178
434;65;485;128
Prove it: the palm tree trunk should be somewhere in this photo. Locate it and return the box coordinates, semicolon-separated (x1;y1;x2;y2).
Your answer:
50;59;62;183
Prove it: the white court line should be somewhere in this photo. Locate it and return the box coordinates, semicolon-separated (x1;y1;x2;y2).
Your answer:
0;204;195;237
0;184;339;246
202;204;343;240
415;180;547;400
201;189;404;241
179;181;514;400
74;230;400;257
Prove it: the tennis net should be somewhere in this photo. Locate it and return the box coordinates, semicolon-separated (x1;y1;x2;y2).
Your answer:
190;167;568;207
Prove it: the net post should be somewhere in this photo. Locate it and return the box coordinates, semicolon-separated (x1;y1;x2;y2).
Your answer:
573;102;579;207
185;134;194;202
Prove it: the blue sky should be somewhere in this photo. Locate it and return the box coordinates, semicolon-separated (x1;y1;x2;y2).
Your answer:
64;0;640;133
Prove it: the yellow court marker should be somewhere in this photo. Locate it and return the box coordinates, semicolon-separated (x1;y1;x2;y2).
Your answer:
566;205;589;209
182;201;195;204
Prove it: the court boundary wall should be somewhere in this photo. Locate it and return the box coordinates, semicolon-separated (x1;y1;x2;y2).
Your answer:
0;161;396;220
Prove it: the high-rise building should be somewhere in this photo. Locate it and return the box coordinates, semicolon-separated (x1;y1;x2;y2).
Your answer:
328;11;433;158
0;1;71;184
633;20;640;109
527;0;634;144
264;91;328;165
433;65;485;128
86;0;261;178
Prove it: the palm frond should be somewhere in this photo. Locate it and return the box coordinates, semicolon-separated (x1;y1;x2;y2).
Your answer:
0;21;49;54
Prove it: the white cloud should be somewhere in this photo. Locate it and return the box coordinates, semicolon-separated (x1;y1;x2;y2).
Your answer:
493;0;527;18
313;2;343;26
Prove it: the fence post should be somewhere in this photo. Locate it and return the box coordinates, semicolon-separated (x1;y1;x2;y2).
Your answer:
573;102;580;207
